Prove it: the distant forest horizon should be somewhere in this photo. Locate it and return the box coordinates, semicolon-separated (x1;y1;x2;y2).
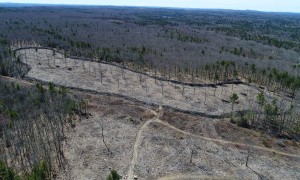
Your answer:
0;2;299;14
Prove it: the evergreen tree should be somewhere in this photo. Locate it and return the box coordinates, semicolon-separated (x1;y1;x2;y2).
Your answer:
107;170;122;180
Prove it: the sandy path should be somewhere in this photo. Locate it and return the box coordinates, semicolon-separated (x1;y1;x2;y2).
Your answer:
127;107;163;179
127;118;155;179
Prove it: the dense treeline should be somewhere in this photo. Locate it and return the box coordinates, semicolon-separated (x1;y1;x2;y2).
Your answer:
212;26;300;51
0;46;29;78
199;60;300;96
229;91;300;138
0;6;299;74
0;78;86;178
0;43;88;178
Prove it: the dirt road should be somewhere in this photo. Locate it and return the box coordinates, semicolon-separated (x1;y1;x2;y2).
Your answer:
127;107;163;179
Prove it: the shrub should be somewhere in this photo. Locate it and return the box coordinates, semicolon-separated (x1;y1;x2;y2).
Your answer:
237;114;250;128
230;117;235;124
107;170;122;180
0;160;20;180
27;160;49;180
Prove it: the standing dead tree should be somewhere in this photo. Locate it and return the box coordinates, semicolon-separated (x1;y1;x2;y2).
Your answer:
52;49;56;66
98;63;103;84
245;140;253;167
99;118;112;157
138;73;143;86
121;68;126;81
160;80;164;95
63;50;68;68
145;78;148;94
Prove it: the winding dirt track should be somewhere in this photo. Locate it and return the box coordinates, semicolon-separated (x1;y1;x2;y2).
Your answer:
127;118;156;179
126;107;300;179
127;107;163;179
4;47;300;179
154;118;300;158
2;75;300;180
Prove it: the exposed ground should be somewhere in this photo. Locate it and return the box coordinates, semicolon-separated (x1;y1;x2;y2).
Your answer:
16;48;292;116
8;48;300;179
55;91;300;180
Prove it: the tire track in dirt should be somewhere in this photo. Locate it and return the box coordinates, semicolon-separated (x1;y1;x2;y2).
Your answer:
127;119;155;180
153;118;300;159
127;106;299;180
127;108;163;179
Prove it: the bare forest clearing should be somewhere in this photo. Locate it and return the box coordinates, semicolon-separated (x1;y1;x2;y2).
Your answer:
1;6;300;180
51;89;300;180
11;48;300;180
17;48;292;116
